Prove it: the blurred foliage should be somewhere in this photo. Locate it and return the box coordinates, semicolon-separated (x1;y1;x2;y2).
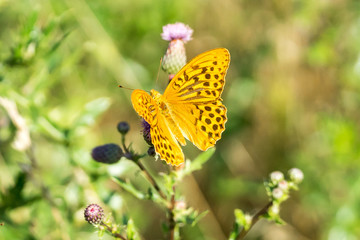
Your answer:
1;0;360;239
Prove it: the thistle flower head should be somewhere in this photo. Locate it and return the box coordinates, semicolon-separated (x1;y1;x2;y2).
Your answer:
141;119;152;145
161;22;193;43
91;143;123;164
161;22;193;74
84;204;104;225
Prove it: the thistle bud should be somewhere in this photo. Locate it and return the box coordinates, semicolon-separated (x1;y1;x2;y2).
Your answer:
91;143;123;164
84;204;104;225
117;121;130;135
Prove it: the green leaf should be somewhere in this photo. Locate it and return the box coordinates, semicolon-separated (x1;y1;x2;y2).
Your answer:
234;209;252;231
181;148;215;178
112;177;145;200
126;219;141;240
191;210;208;227
72;97;111;132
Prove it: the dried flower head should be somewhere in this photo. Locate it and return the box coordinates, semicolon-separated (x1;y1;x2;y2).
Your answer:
91;143;123;164
84;204;104;225
161;22;193;43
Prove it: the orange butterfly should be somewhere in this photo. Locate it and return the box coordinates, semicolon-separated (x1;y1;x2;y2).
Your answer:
131;48;230;165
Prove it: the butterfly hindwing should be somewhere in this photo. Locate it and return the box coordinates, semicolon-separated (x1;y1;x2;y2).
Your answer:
168;100;227;151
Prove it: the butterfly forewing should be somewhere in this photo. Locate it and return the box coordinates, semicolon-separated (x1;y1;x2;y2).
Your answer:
131;90;184;165
131;90;159;125
164;48;230;104
150;117;184;165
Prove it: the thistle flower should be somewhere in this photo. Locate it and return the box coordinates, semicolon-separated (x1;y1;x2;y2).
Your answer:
117;121;130;135
141;119;152;146
161;22;193;75
84;204;104;225
161;22;193;42
91;143;123;164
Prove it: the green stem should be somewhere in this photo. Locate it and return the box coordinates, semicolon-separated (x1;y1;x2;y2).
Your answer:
101;222;127;240
137;160;168;201
237;201;273;240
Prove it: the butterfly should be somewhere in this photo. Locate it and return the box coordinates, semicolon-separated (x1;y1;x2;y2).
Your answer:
131;48;230;165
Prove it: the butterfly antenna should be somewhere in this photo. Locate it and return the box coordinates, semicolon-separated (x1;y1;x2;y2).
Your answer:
118;85;135;91
118;85;150;93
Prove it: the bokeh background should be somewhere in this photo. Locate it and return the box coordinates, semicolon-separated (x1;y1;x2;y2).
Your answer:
1;0;360;239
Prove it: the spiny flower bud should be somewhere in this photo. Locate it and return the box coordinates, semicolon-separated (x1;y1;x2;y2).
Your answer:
162;40;186;74
91;143;123;164
161;22;193;75
84;204;104;225
117;121;130;135
141;119;152;146
288;168;304;184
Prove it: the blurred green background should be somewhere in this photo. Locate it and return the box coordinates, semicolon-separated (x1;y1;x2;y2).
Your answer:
1;0;360;239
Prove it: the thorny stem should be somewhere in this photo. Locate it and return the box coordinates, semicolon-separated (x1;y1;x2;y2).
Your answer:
121;134;128;153
237;201;273;240
120;134;167;201
100;222;127;240
137;160;168;201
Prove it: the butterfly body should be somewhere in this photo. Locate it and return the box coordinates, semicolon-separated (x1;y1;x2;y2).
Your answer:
131;48;230;165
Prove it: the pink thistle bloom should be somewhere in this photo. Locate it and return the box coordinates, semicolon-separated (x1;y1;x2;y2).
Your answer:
161;22;193;43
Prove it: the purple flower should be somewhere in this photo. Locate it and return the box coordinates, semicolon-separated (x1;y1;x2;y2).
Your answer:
161;22;193;43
